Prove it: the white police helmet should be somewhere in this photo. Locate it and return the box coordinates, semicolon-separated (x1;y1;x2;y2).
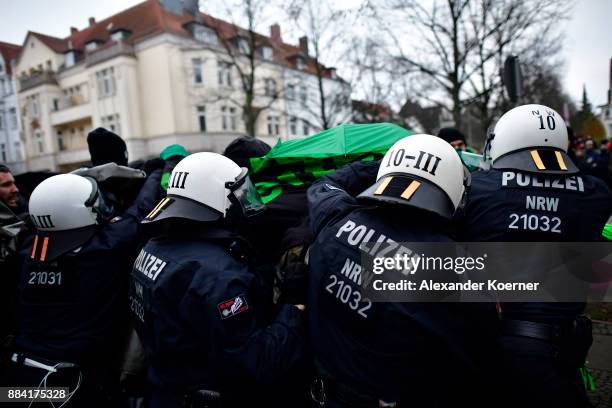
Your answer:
28;174;101;261
143;152;265;224
358;134;469;219
488;104;578;174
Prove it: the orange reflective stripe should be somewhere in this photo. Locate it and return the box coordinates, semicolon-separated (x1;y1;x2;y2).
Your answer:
374;177;393;195
555;151;567;170
40;237;49;262
530;150;546;170
146;197;169;219
30;234;39;259
401;180;421;200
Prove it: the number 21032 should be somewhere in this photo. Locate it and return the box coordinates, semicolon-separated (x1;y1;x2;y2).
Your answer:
508;213;561;233
325;274;372;318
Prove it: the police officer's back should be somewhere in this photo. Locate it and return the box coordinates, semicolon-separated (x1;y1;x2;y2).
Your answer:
0;170;160;406
457;104;612;407
308;135;498;407
130;153;305;408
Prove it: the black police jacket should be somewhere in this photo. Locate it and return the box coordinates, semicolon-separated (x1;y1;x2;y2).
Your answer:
16;170;162;365
456;168;612;323
307;161;498;403
128;226;305;393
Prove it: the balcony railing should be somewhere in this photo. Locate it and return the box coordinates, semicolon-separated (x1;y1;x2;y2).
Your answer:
85;42;135;67
19;71;58;92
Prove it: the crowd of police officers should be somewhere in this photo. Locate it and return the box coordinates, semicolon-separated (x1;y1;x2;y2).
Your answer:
0;103;610;408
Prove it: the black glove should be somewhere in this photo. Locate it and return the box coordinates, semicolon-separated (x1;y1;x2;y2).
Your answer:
278;245;309;305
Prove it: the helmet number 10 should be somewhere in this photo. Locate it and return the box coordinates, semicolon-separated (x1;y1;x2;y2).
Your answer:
532;110;556;130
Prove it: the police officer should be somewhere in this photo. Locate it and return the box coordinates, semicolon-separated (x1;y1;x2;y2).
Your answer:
457;104;612;407
307;135;498;407
130;152;305;408
0;169;161;406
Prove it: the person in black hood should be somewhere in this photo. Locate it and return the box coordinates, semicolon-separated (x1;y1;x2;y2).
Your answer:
87;127;128;167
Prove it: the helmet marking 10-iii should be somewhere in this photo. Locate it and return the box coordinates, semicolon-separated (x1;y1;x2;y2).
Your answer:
142;152;265;224
358;134;470;219
487;104;578;174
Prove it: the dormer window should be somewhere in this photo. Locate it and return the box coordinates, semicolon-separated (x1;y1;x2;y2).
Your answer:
261;46;273;61
194;25;218;45
110;29;131;42
296;57;305;70
65;52;76;68
238;38;250;55
85;40;101;51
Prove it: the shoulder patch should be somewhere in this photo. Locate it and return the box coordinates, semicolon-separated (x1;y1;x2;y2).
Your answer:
217;295;249;319
110;216;123;224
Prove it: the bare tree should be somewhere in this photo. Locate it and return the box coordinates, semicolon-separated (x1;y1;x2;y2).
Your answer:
201;0;284;137
284;0;354;131
368;0;572;134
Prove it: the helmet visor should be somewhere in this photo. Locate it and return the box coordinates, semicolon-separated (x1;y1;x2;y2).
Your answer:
226;168;266;218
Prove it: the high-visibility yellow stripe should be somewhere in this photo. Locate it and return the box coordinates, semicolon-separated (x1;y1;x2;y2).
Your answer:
374;177;393;195
30;234;39;259
555;151;567;170
401;180;421;200
40;236;49;262
146;197;170;219
530;150;546;170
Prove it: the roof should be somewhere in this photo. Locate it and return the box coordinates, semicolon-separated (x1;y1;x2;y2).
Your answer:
0;41;22;75
19;0;332;77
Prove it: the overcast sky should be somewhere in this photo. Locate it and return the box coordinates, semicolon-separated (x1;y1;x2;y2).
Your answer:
1;0;610;108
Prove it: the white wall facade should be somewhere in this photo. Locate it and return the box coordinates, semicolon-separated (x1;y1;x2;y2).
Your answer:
0;54;26;174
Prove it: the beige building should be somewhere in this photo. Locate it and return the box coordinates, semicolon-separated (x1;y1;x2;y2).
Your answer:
15;0;349;172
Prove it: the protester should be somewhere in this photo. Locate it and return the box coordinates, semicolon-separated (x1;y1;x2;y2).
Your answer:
437;127;476;152
87;127;129;167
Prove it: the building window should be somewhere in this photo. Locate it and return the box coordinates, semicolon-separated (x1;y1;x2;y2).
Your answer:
264;78;277;97
53;98;60;111
35;131;44;154
57;131;65;151
85;41;98;51
0;63;3;73
218;61;232;87
14;142;21;161
96;67;116;98
197;106;206;132
296;57;305;70
65;52;76;68
261;46;273;61
0;144;6;162
111;30;130;42
267;116;280;136
303;119;309;136
289;116;297;135
0;113;3;130
300;86;307;105
102;114;121;134
0;79;4;96
286;84;295;100
238;38;250;55
194;26;218;45
192;58;203;84
27;95;39;117
9;108;17;128
221;106;237;131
